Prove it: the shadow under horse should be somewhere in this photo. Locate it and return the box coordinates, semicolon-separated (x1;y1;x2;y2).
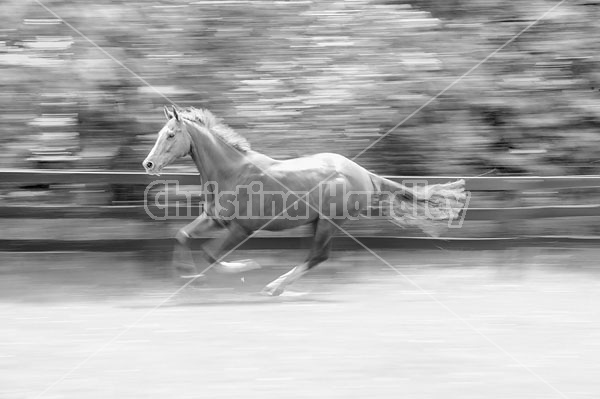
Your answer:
143;106;467;296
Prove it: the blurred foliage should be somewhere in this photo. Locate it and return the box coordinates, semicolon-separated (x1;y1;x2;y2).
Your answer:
1;0;600;175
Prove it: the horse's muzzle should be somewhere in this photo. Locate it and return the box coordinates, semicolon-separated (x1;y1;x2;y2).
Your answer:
142;159;161;175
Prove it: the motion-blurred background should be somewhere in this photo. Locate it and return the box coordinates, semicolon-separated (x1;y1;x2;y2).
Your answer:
2;0;599;176
2;0;600;238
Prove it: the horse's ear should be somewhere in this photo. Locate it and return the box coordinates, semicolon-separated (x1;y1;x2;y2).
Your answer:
172;106;180;122
164;105;173;120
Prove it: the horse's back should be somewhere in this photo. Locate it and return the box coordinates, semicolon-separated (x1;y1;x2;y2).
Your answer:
270;152;343;172
267;152;370;183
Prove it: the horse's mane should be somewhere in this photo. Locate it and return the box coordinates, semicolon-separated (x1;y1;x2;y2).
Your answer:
180;107;251;153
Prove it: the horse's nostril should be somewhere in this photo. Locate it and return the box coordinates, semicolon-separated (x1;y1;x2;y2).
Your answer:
145;161;153;169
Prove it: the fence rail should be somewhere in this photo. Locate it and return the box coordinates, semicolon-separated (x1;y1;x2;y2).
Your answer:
2;169;600;221
2;169;600;251
3;168;600;191
1;204;600;220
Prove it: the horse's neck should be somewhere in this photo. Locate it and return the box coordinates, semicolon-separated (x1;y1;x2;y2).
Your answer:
188;126;247;184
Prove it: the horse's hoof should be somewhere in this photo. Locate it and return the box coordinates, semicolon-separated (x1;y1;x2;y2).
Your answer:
179;273;206;282
238;259;261;271
261;285;284;297
217;259;261;274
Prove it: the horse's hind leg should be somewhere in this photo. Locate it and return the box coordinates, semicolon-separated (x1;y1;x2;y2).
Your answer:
262;218;338;296
173;213;221;276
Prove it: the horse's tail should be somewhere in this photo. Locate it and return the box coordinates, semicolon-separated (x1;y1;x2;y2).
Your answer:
368;174;467;237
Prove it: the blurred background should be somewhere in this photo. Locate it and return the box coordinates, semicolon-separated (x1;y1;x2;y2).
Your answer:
1;0;600;238
1;0;599;176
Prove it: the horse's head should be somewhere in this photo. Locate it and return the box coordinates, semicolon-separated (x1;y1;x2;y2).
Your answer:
143;106;192;175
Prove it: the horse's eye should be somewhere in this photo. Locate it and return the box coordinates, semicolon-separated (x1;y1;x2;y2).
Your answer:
167;132;175;139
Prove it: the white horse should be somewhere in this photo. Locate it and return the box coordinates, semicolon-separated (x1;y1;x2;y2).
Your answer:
143;106;466;295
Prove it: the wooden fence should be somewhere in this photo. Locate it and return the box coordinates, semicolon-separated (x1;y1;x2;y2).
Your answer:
1;169;600;250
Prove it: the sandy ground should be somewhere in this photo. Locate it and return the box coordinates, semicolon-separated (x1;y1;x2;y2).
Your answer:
1;247;600;399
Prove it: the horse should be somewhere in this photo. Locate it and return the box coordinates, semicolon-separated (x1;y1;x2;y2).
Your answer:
143;106;466;296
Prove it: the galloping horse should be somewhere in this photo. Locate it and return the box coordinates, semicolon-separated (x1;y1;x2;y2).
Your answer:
144;106;466;295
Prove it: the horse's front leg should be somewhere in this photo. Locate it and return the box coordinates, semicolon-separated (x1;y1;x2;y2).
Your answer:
201;223;260;274
173;213;221;276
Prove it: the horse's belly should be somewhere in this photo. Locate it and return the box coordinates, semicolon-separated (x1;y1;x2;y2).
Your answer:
236;213;319;232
